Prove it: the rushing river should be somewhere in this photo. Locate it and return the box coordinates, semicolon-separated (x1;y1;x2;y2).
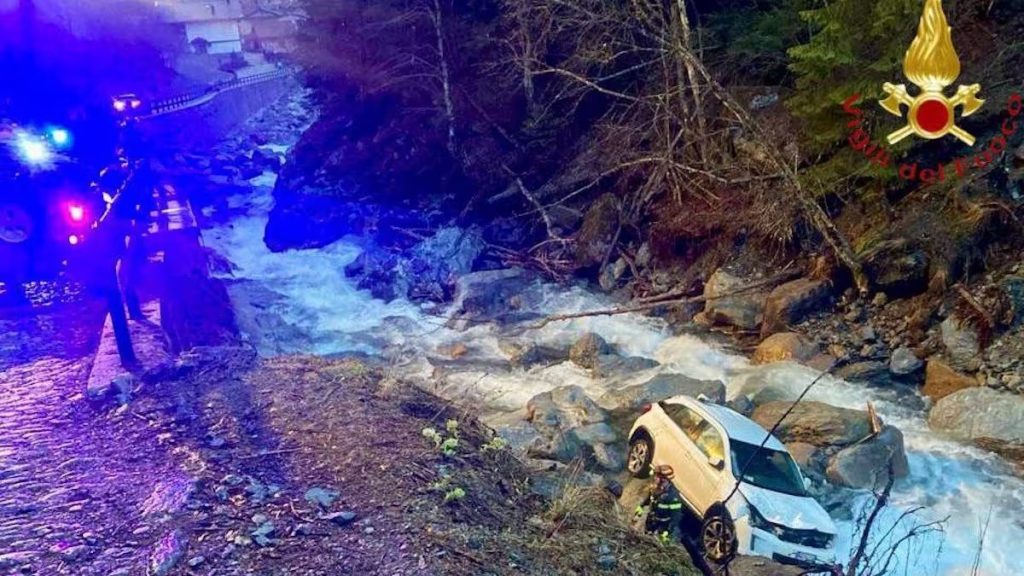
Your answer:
203;159;1024;575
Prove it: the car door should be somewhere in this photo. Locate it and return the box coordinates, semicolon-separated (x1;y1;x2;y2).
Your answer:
687;420;728;512
657;403;712;513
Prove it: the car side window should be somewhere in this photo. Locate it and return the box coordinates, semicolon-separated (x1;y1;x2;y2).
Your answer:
694;425;725;462
663;403;724;460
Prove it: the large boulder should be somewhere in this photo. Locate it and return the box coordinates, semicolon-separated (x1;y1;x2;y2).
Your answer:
761;279;832;336
786;442;827;479
834;361;889;384
860;238;930;298
826;426;909;489
569;333;614;370
574;193;620;268
752;332;818;365
599;373;726;411
923;359;978;401
751;401;872;447
940;316;981;366
928;388;1024;455
525;387;625;472
527;386;609;436
704;269;767;330
452;268;542;326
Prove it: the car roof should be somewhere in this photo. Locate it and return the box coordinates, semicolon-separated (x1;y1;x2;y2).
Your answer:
663;396;786;451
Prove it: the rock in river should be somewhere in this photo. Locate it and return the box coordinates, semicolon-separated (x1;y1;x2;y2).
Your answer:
826;426;909;489
923;359;978;401
751;401;872;447
752;332;818;365
599;372;726;411
929;387;1024;458
703;268;767;330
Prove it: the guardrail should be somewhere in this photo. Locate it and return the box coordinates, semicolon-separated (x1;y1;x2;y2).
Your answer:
145;66;295;117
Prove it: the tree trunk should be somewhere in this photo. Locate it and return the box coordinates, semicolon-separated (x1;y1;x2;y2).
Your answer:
430;0;457;156
673;0;708;164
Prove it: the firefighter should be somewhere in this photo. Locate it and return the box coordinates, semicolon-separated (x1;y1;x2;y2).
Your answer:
634;464;684;544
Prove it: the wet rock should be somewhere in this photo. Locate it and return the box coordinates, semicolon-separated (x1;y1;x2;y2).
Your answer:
727;395;755;417
187;556;206;568
786;442;825;478
493;420;546;455
452;268;541;326
835;361;888;383
599;373;726;411
826;426;909;489
527;386;608;435
751;401;872;447
527;459;605;499
569;333;613;370
761;278;831;336
498;340;568;367
940;316;981;365
304;487;340;509
861;238;929;298
704;269;767;330
860;325;877;343
751;332;818;365
590;354;659;378
149;530;187;576
575;193;620;267
923;359;978;401
322;511;358;526
889;347;923;376
929;388;1024;455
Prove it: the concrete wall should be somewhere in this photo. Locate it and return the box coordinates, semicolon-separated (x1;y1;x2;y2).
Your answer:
141;74;298;153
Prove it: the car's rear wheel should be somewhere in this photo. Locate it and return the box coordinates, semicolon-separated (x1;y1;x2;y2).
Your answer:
0;203;34;245
627;433;653;478
700;510;737;564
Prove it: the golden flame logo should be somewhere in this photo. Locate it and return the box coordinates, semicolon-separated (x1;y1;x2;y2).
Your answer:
879;0;983;145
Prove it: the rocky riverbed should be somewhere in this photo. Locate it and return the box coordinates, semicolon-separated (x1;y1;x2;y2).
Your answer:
171;91;1024;575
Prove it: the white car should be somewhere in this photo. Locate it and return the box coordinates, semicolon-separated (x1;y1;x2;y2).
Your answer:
627;395;838;568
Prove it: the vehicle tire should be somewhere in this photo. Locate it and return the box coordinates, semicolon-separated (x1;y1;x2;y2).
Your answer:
627;433;654;478
700;509;737;564
0;203;33;244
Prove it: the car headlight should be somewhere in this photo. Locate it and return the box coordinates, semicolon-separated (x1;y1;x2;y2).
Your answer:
748;506;786;538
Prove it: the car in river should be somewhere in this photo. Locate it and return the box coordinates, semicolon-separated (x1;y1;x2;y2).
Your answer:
627;395;838;569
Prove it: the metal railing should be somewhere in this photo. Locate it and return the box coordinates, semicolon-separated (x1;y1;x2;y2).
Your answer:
146;66;296;117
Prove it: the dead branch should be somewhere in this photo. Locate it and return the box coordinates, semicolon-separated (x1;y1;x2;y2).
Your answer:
522;270;801;330
846;463;897;576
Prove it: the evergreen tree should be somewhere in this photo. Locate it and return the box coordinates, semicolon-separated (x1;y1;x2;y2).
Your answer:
787;0;921;152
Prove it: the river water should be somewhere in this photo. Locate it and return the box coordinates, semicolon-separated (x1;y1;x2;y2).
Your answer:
203;161;1024;575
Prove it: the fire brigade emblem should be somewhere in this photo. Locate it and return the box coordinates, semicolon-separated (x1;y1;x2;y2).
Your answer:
879;0;983;145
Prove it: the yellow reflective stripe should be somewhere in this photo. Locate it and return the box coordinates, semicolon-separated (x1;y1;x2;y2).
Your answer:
656;503;683;510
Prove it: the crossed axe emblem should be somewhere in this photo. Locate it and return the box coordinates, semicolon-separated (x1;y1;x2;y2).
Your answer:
880;82;984;146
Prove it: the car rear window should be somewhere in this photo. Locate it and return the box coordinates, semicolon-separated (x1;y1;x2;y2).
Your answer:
662;403;724;461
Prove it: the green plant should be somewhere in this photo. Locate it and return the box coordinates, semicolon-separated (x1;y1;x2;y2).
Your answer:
422;421;459;457
481;436;508;453
440;437;459;457
443;486;466;503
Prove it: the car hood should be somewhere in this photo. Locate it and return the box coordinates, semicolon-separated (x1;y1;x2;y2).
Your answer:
738;483;836;534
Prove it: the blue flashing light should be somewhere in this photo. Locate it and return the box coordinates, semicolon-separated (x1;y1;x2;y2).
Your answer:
49;128;71;147
15;133;53;165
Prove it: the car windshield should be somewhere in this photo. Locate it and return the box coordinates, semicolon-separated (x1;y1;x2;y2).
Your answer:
730;440;807;497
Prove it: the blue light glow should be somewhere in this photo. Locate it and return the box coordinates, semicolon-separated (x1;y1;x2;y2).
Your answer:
49;128;71;147
15;133;53;165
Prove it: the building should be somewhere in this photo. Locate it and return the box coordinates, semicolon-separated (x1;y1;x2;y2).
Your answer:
155;0;245;54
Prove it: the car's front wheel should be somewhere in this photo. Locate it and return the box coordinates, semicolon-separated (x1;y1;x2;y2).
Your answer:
626;433;653;478
700;510;737;564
